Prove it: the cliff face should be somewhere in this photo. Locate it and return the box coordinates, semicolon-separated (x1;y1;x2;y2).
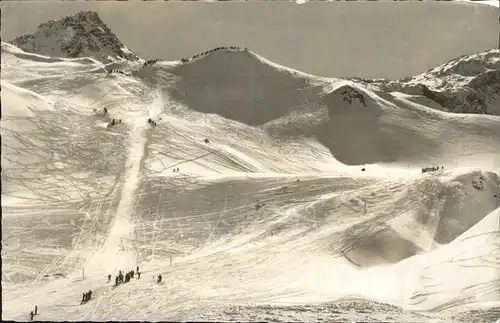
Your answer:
8;11;141;63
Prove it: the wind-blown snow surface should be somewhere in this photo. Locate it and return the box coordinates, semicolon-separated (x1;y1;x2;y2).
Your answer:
2;41;500;322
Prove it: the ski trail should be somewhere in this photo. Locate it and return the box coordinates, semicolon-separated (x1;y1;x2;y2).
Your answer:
85;120;149;276
85;91;163;276
105;122;147;267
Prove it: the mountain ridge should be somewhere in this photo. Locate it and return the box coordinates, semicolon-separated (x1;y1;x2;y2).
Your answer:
8;11;141;64
6;10;500;115
2;11;500;322
347;49;500;115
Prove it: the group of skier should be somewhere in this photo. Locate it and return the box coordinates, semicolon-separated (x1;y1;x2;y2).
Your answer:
106;69;131;77
107;118;122;128
96;108;123;129
180;46;247;63
147;118;157;127
28;261;168;319
113;266;141;287
81;290;93;304
28;305;38;321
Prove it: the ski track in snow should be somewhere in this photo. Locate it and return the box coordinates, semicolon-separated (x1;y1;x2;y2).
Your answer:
2;38;500;323
85;90;165;277
86;118;146;275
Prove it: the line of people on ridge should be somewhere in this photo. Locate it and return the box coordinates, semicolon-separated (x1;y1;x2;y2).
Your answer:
106;69;131;77
421;165;444;173
143;58;161;67
180;46;248;63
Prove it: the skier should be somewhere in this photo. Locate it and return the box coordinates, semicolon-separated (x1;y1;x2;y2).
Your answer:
137;271;141;279
115;276;119;286
108;274;111;283
136;266;139;273
88;290;92;300
30;311;34;321
34;305;38;315
82;293;86;303
157;274;162;283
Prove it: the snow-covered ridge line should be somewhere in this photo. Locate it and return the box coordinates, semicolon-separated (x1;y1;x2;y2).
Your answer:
139;44;499;115
347;49;500;115
4;9;498;116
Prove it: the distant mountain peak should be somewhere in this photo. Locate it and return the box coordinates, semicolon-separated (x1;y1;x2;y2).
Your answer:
349;49;500;115
425;49;499;77
8;11;140;63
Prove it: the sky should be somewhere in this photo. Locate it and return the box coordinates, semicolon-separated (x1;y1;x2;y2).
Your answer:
1;1;498;79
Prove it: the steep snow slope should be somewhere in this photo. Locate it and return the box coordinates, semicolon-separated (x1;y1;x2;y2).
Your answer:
8;11;141;63
137;49;327;126
150;50;500;169
409;206;500;312
2;37;500;322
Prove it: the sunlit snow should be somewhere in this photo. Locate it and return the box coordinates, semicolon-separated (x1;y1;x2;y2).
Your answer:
1;13;500;322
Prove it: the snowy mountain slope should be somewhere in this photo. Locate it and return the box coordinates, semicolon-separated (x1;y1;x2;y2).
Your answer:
2;17;500;322
7;11;141;64
402;206;500;313
351;49;500;115
143;50;500;169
